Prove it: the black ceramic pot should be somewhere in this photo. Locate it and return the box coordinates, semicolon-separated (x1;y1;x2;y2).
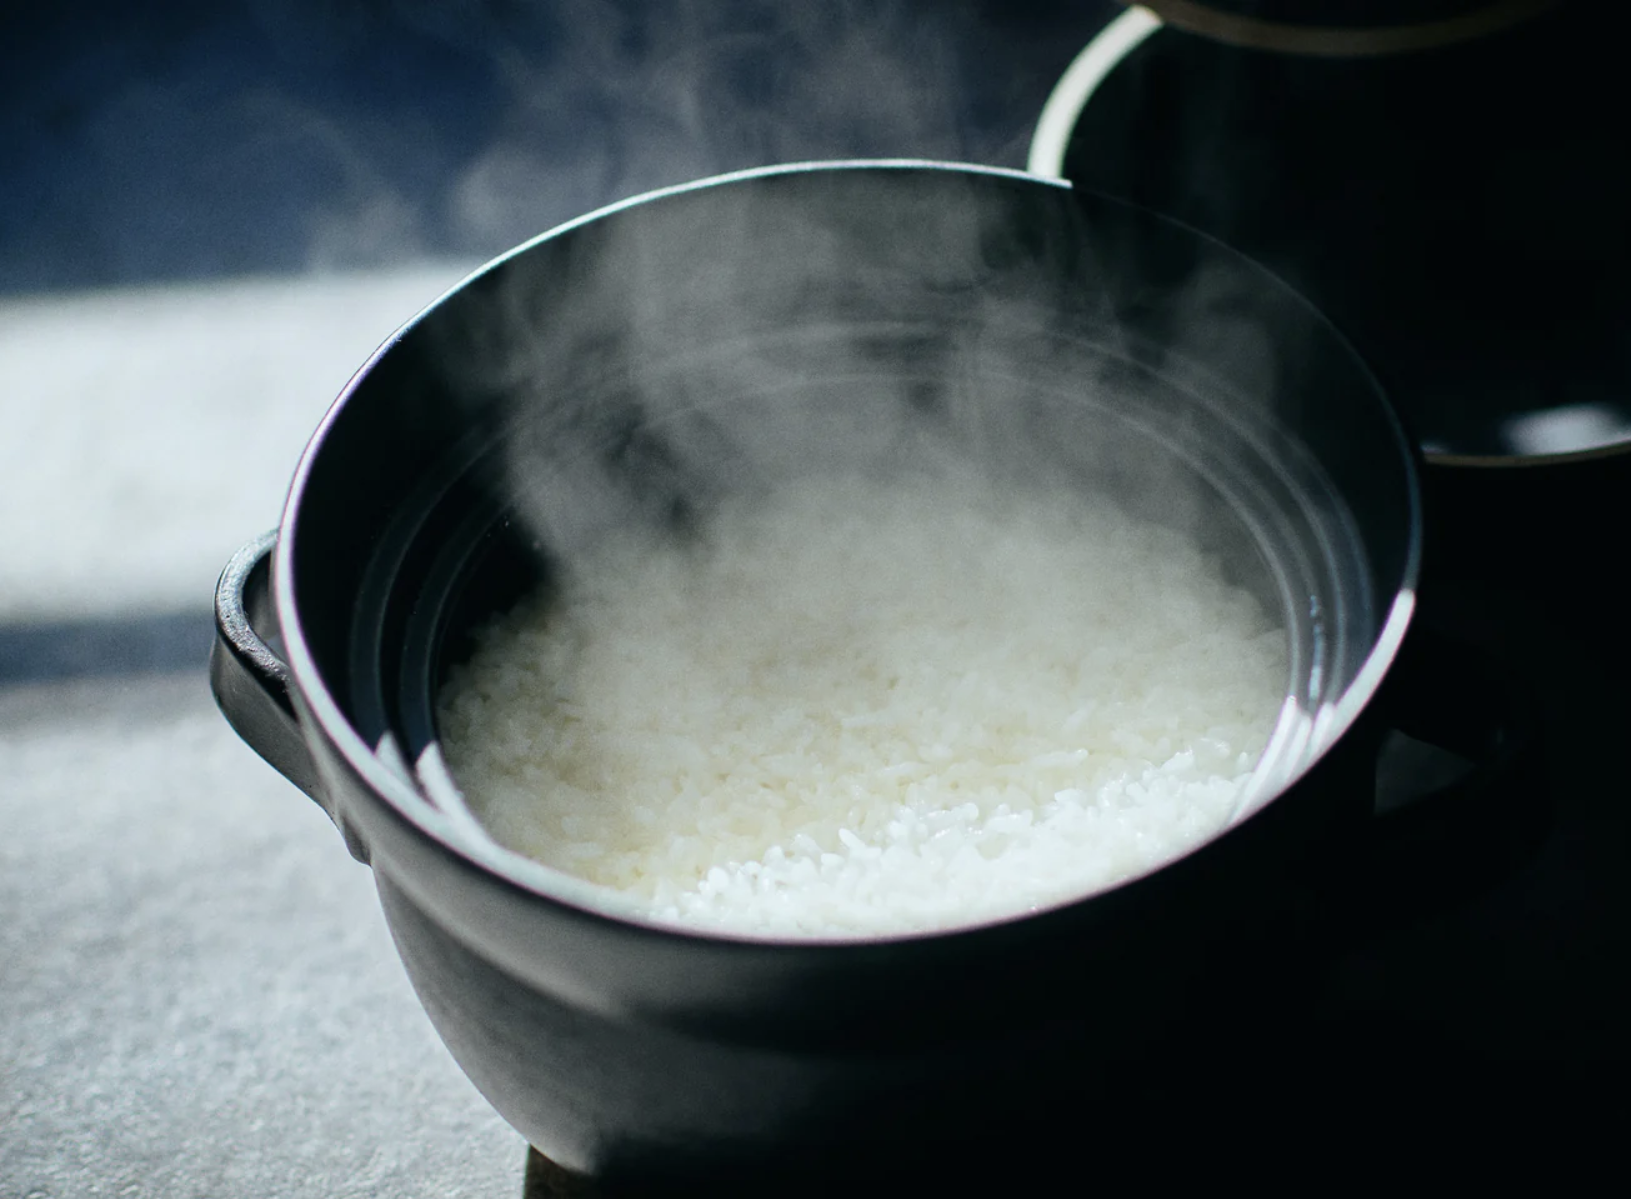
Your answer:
211;162;1523;1189
1029;0;1626;468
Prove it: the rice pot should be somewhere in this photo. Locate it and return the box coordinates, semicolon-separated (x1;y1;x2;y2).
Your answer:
211;162;1421;1188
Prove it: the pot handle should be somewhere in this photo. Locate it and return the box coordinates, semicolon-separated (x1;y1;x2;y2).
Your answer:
1339;611;1548;934
210;531;327;807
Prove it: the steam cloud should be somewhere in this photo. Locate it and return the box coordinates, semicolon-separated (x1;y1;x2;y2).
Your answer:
444;0;990;256
417;161;1314;647
402;159;1367;837
302;3;1403;821
236;0;1001;273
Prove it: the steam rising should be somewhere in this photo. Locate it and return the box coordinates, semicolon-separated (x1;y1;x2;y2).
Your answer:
446;167;1162;560
447;0;987;249
424;164;1297;604
384;158;1407;841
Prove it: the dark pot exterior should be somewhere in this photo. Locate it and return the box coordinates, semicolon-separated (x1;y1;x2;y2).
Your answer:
216;163;1422;1187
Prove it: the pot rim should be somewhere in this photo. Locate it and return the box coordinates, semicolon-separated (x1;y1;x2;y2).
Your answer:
272;157;1423;946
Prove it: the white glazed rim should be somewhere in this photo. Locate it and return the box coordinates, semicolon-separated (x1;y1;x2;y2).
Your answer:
1027;6;1163;180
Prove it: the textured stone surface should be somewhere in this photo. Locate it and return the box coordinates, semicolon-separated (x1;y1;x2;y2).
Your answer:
0;675;525;1198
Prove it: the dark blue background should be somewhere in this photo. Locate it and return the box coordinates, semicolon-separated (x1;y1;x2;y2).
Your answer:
1;1;1114;293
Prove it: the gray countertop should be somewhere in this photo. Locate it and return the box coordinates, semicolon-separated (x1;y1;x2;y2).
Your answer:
1;675;525;1199
0;271;527;1199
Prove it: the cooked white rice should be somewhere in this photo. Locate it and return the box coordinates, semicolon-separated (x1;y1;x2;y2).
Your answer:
437;469;1287;937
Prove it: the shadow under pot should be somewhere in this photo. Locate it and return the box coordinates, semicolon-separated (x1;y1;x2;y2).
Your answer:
210;163;1528;1189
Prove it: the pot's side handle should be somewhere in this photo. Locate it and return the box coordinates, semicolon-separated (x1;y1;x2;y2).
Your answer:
1342;614;1548;933
210;532;327;807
